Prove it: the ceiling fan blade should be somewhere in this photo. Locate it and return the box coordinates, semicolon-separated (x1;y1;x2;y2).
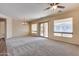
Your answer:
49;3;54;6
55;3;59;5
44;7;50;10
49;3;59;6
50;3;53;6
57;6;65;8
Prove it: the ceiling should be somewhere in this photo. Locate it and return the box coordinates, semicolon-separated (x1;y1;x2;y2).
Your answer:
0;3;79;21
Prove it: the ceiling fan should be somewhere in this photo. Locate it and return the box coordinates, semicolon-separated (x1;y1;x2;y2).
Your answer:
44;3;65;10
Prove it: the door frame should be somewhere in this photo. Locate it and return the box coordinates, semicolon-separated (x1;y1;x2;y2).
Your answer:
0;18;6;39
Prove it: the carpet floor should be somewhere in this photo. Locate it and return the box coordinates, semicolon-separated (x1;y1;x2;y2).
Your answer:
6;37;79;56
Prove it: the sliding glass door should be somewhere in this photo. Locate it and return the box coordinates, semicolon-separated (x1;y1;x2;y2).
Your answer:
40;23;44;36
40;22;48;37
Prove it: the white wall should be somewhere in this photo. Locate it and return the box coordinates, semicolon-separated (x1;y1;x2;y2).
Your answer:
12;19;29;37
6;18;29;39
6;18;12;39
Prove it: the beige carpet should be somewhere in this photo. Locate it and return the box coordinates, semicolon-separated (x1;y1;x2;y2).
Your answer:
6;37;79;56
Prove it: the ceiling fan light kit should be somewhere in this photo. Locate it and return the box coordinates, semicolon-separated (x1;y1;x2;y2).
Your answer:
52;5;57;9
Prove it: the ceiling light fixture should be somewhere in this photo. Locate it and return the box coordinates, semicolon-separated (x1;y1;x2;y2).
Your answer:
51;5;57;10
22;17;27;25
22;21;27;25
52;5;57;9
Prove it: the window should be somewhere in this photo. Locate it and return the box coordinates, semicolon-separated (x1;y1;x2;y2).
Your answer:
54;18;73;38
31;24;37;33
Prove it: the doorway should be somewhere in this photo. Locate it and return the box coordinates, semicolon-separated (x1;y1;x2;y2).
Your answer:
0;18;7;56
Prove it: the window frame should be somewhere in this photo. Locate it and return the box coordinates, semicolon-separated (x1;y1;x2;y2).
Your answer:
31;23;38;34
54;17;73;38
